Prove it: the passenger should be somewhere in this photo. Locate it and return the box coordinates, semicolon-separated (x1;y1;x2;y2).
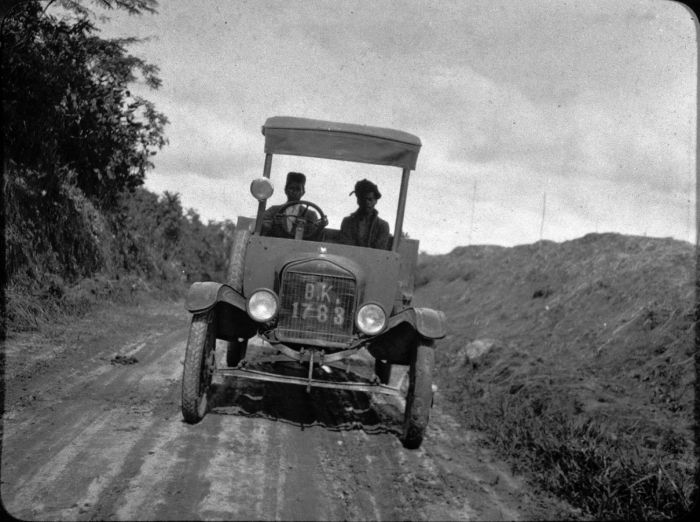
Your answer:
261;172;321;238
339;179;390;250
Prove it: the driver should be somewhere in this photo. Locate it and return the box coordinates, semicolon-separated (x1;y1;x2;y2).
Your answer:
261;172;321;238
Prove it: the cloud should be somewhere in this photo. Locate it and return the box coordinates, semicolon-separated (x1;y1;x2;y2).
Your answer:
416;64;693;202
149;96;263;179
144;169;256;224
567;93;695;195
96;0;695;252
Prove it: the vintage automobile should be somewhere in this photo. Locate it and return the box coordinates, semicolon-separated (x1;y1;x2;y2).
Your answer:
181;116;446;449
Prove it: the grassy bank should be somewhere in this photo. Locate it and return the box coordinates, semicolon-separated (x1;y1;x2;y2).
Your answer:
3;274;186;336
415;233;696;520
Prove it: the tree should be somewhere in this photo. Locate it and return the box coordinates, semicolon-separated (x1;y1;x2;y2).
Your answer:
57;1;158;16
2;0;168;286
110;189;234;282
1;0;167;208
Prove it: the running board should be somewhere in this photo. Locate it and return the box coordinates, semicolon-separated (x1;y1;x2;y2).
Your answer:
216;367;402;397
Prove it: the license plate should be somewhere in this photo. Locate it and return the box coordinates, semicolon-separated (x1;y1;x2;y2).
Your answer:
290;282;347;325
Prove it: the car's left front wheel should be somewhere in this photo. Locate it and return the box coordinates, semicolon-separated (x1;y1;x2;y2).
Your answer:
181;311;216;423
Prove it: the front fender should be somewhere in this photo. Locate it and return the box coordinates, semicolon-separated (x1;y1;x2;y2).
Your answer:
185;282;247;313
386;307;447;339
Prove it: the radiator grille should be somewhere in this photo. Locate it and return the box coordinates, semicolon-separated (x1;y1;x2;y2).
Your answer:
277;270;356;344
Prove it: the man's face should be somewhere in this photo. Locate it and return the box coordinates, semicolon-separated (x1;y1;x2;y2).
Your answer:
284;181;305;202
356;192;377;212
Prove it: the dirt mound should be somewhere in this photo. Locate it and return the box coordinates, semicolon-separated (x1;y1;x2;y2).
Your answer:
414;232;696;518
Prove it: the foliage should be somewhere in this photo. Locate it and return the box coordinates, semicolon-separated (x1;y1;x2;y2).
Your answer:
57;0;159;17
111;188;236;282
2;0;235;335
4;163;111;285
4;272;150;333
2;0;168;208
2;0;167;289
5;180;236;332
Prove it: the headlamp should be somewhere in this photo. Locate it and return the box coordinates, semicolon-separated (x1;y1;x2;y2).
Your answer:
247;289;278;322
250;178;274;201
356;303;386;335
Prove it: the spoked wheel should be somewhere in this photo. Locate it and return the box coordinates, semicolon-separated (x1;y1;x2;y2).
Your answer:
272;200;328;240
226;337;248;367
401;342;435;449
181;311;216;423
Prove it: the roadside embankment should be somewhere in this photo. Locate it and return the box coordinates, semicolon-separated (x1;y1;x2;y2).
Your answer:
414;233;696;520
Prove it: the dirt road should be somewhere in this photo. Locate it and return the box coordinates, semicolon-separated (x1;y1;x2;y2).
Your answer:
1;299;562;521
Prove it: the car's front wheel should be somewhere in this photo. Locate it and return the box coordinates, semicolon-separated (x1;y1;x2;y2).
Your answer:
401;341;434;449
181;311;216;423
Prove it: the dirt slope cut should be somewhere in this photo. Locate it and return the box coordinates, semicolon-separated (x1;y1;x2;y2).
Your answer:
414;232;696;519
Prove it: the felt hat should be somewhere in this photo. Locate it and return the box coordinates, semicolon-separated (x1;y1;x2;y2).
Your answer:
285;171;306;187
350;178;381;199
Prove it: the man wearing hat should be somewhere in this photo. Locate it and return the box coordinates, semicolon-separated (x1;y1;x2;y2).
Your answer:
261;172;321;238
339;179;390;250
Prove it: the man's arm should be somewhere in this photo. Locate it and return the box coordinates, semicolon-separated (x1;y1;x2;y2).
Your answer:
338;216;355;245
301;208;327;239
260;205;278;236
373;219;391;250
302;207;319;224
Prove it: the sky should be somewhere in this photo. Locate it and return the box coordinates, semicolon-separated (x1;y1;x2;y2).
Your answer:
92;0;696;254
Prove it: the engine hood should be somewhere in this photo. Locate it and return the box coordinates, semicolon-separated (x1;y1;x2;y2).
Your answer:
277;253;364;281
244;236;401;315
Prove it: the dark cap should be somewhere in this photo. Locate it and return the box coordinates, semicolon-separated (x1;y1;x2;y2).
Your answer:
350;179;381;199
285;171;306;187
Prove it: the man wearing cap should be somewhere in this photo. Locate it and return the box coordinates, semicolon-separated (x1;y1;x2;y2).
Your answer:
261;172;321;238
339;179;391;250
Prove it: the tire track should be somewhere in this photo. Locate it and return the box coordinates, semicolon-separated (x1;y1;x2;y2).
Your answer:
4;410;158;520
109;416;190;520
196;418;271;520
2;319;188;521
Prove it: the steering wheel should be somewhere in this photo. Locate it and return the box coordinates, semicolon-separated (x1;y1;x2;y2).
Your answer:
273;200;328;240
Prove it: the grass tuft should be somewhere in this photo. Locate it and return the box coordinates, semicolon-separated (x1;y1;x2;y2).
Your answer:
467;388;696;520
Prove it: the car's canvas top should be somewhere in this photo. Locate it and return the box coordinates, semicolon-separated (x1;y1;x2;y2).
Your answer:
262;116;421;170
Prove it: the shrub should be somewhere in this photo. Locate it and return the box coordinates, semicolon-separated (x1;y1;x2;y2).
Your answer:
5;166;109;283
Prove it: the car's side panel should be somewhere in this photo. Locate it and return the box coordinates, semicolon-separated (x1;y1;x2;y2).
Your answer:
385;307;447;339
185;283;257;342
185;282;247;313
413;307;447;339
394;238;418;312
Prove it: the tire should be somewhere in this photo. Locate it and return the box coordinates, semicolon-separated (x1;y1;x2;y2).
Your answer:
181;311;216;423
226;337;248;367
374;359;392;385
226;229;250;292
401;342;435;449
